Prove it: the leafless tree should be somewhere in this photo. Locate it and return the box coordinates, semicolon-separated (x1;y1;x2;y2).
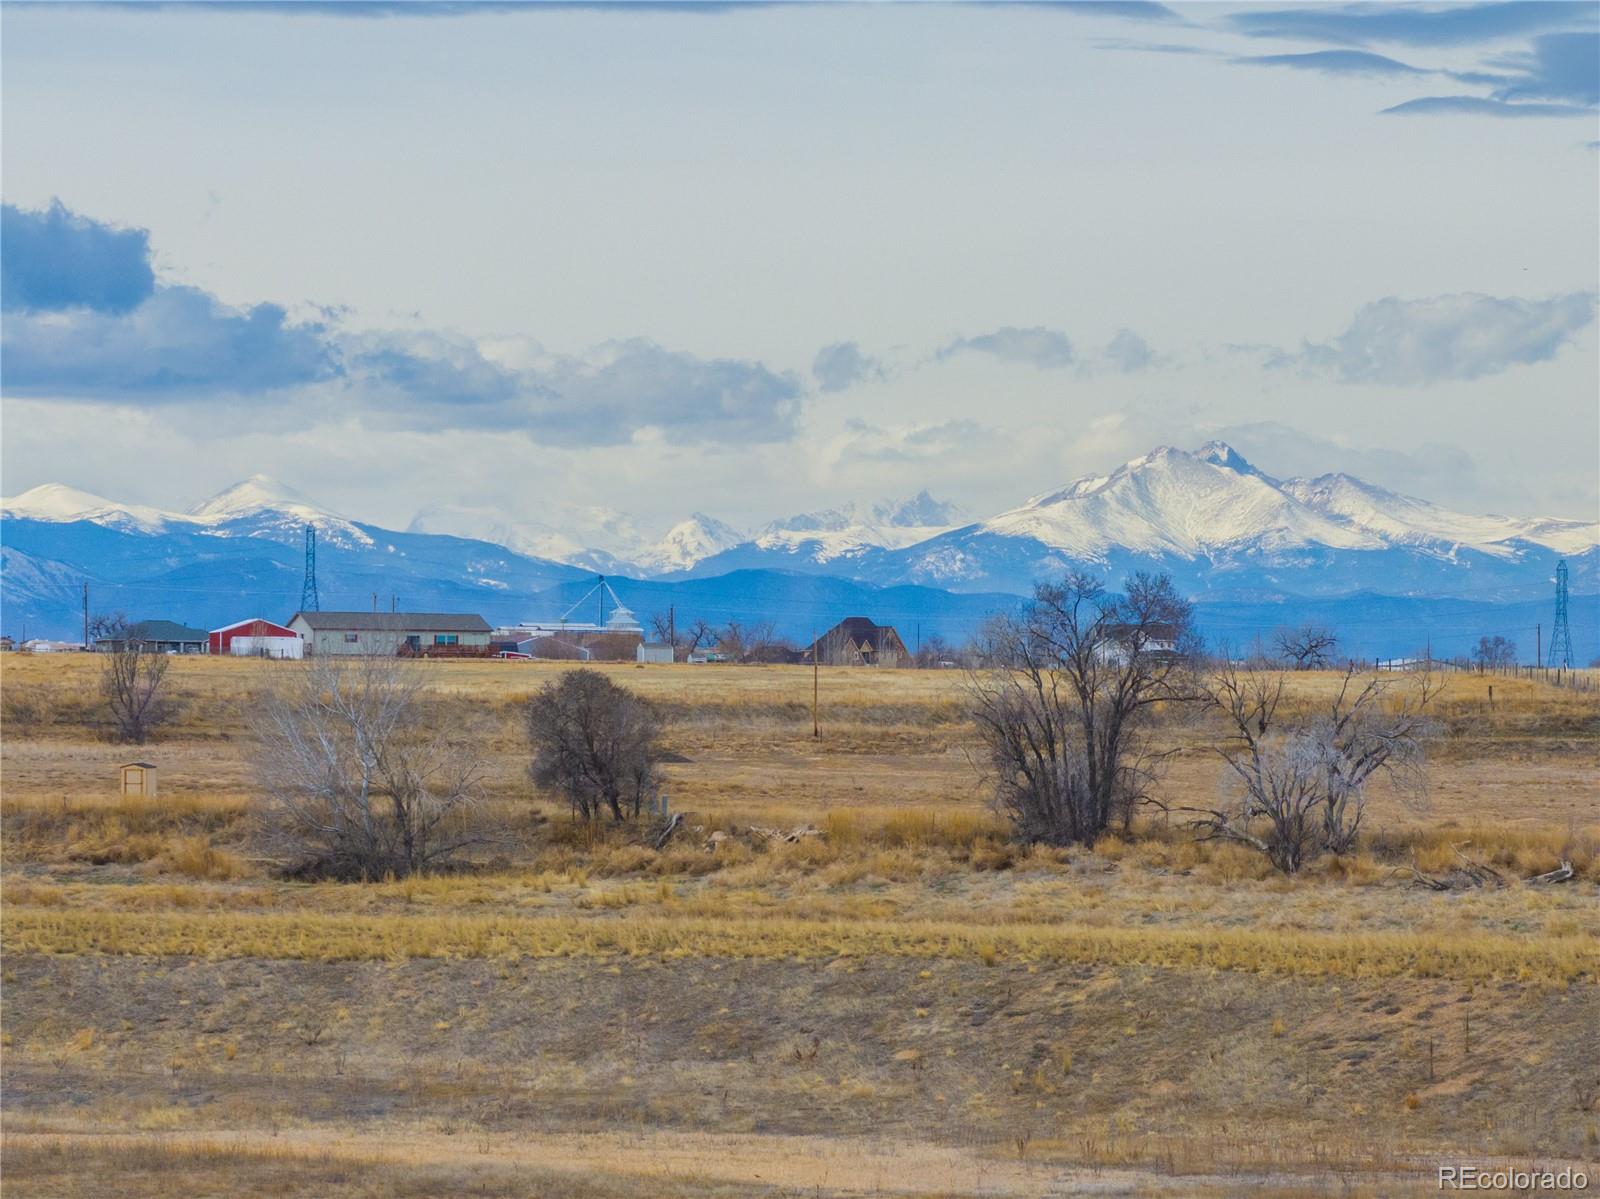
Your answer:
1190;661;1437;872
89;610;130;643
1473;635;1516;669
1273;624;1339;671
649;612;717;661
526;669;663;822
737;620;792;663
717;619;746;662
967;571;1199;846
253;654;485;879
97;615;173;743
914;633;953;669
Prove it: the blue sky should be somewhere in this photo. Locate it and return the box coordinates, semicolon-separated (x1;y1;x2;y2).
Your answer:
2;0;1596;535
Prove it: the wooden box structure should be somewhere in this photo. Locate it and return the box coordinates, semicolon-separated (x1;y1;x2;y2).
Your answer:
120;762;157;799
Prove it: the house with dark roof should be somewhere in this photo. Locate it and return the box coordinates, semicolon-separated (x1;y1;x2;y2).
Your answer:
287;611;493;657
95;620;210;654
803;617;909;668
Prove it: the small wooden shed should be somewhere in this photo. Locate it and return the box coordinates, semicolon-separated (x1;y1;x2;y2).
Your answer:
120;762;157;799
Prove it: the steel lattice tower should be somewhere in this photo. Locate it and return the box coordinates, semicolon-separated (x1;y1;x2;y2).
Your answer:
1547;559;1573;669
300;525;320;612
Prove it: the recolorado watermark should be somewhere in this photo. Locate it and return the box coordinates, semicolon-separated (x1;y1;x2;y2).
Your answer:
1439;1164;1589;1191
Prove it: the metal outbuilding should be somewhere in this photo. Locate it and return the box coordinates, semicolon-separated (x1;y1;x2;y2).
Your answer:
210;618;304;659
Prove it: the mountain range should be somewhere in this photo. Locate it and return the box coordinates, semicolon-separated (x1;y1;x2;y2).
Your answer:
3;443;1595;658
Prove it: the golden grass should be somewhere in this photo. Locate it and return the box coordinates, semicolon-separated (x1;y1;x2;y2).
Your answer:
6;906;1595;982
6;651;1594;737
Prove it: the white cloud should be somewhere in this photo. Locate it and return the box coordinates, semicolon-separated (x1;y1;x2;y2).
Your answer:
1287;292;1598;384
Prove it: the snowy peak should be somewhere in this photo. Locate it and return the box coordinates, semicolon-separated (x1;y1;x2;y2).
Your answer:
1282;472;1599;557
1;483;176;532
766;492;964;536
1195;440;1270;481
871;490;966;528
1000;444;1381;558
751;492;965;564
189;475;326;521
641;513;745;573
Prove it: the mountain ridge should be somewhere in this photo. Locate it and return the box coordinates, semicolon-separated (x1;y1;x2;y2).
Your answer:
4;445;1594;645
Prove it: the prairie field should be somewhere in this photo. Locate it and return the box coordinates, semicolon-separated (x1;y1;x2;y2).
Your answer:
1;652;1597;1197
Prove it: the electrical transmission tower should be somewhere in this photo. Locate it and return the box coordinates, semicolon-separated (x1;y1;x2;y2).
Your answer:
300;524;320;612
1547;559;1573;669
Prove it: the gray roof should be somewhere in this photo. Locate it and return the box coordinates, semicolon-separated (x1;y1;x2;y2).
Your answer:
290;611;491;633
123;620;209;642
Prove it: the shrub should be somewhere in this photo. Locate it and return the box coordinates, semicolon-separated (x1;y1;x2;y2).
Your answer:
526;669;663;823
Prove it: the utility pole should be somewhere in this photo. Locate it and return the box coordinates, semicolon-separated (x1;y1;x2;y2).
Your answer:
668;605;675;659
82;582;89;651
1536;623;1541;671
811;629;819;739
372;592;378;613
391;594;396;613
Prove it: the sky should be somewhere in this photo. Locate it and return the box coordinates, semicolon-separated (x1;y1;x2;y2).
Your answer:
2;0;1597;548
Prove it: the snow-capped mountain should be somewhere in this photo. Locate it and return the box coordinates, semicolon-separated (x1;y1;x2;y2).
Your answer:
3;446;1594;644
3;483;180;535
1279;473;1597;559
668;490;967;575
635;513;746;574
1;476;589;639
854;444;1596;597
408;504;624;572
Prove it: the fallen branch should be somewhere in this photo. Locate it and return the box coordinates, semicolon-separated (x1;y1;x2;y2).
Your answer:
1408;844;1505;891
1526;860;1575;885
651;812;683;851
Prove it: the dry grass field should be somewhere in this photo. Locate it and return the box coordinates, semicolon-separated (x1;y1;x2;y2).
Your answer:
2;652;1597;1197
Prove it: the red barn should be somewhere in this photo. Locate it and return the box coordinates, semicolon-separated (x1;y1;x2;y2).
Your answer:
209;618;303;659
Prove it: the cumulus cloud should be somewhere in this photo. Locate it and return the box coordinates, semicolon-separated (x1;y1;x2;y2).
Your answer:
811;342;884;392
1285;292;1598;385
938;326;1075;369
830;418;996;467
2;284;340;396
1101;329;1159;372
0;200;803;445
2;200;156;314
533;339;803;446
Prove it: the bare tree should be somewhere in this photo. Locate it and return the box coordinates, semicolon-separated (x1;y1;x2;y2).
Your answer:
914;633;952;669
738;620;791;663
717;619;746;662
526;669;663;822
1273;624;1339;671
1473;635;1516;670
89;610;130;643
649;612;717;661
1191;661;1436;872
967;571;1198;847
97;615;173;743
254;654;485;879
